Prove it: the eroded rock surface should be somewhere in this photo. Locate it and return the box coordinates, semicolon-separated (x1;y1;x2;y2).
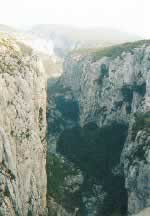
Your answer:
47;41;150;215
0;33;47;215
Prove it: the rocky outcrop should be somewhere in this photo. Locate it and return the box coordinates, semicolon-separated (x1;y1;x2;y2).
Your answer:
0;33;47;215
47;40;150;215
133;207;150;216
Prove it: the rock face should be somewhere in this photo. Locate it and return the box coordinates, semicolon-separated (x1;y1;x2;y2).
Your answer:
133;207;150;216
47;40;150;215
0;33;47;215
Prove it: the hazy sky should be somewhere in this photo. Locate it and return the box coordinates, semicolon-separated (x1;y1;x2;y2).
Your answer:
1;0;150;38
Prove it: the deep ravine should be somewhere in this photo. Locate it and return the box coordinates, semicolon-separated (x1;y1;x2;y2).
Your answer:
47;40;150;216
0;33;150;216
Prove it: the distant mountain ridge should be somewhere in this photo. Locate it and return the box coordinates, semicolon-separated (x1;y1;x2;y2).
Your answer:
26;24;142;56
0;24;142;78
0;24;141;57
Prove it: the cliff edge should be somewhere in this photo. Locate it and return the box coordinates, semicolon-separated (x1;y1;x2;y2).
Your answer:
0;33;47;216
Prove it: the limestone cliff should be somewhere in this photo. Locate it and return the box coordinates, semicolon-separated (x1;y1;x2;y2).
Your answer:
0;33;47;215
47;40;150;215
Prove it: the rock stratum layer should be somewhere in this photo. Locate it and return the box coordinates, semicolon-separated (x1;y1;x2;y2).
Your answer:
47;40;150;216
0;33;47;216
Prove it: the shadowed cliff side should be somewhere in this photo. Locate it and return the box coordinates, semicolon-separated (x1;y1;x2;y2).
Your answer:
47;40;150;216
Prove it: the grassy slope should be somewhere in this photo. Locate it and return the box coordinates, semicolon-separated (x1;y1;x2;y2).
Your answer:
70;40;150;61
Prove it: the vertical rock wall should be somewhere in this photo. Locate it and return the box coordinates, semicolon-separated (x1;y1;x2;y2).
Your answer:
0;34;47;216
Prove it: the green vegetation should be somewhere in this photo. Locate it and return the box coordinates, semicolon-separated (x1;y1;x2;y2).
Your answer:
111;209;123;216
133;82;146;96
47;153;81;209
57;122;128;179
0;36;16;51
38;107;43;131
47;153;67;202
92;40;150;61
27;209;33;216
96;63;109;85
0;34;33;57
0;35;32;75
57;122;128;215
16;41;33;56
71;40;150;61
121;84;133;103
48;80;71;96
132;112;150;141
121;82;146;106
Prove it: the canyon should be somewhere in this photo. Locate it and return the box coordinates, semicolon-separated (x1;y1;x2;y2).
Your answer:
0;27;150;216
47;40;150;216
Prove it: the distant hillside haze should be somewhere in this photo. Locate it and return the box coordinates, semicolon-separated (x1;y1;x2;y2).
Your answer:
0;24;17;33
28;24;141;42
0;24;141;57
0;24;142;79
27;24;142;56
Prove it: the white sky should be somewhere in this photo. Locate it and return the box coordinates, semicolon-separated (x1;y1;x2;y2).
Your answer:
1;0;150;38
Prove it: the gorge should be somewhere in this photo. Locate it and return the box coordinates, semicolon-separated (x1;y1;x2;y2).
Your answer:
0;29;150;216
47;40;150;216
